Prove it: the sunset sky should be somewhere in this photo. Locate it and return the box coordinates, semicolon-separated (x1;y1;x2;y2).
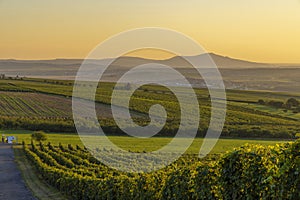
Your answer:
1;0;300;63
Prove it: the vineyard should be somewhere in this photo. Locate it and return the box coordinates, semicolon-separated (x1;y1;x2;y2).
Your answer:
0;90;145;132
23;140;299;199
1;77;299;199
0;78;300;138
0;92;72;118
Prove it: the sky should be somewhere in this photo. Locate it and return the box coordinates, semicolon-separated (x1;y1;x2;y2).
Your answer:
0;0;300;63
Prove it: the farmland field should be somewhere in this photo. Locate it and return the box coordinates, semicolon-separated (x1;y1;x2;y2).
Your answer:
22;139;299;199
230;101;300;120
0;78;300;138
0;92;72;118
0;130;286;155
3;2;300;199
0;77;299;199
0;91;140;119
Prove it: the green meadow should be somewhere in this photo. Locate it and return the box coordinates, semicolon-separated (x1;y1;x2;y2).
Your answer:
1;129;287;155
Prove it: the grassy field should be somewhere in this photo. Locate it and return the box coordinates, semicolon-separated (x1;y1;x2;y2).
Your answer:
2;130;288;155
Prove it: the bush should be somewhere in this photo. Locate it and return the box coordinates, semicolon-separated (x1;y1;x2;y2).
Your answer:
286;98;299;108
31;131;47;142
258;99;265;105
268;100;284;108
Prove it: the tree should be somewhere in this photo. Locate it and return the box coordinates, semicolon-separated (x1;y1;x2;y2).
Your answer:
258;99;265;105
31;131;47;142
268;100;284;108
286;98;299;109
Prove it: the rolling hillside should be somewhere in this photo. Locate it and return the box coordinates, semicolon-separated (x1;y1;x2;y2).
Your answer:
1;54;300;92
0;78;299;138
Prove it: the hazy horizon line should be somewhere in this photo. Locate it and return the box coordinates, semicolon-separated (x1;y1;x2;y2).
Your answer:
0;52;299;65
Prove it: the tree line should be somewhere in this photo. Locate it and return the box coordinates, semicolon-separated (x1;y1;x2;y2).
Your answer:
258;97;300;113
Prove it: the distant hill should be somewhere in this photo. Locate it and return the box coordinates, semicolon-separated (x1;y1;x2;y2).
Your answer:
2;53;300;93
91;53;274;68
0;53;275;69
162;53;273;68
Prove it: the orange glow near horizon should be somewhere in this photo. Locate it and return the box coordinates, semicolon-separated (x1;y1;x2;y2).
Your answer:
0;0;299;63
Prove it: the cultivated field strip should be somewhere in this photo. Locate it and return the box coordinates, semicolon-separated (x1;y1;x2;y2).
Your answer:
0;79;300;137
24;141;300;199
0;91;116;119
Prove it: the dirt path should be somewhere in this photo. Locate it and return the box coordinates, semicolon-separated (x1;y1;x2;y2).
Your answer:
0;144;36;200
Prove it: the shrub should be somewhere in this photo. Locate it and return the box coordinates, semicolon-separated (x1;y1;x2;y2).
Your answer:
258;99;265;105
31;131;47;142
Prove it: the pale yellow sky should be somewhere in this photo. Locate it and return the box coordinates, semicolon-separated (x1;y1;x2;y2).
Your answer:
0;0;300;63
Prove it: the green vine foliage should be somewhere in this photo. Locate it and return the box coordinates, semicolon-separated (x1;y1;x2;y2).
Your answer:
218;141;299;200
23;140;299;199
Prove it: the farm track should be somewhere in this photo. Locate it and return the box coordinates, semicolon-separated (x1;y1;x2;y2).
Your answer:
0;144;36;200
